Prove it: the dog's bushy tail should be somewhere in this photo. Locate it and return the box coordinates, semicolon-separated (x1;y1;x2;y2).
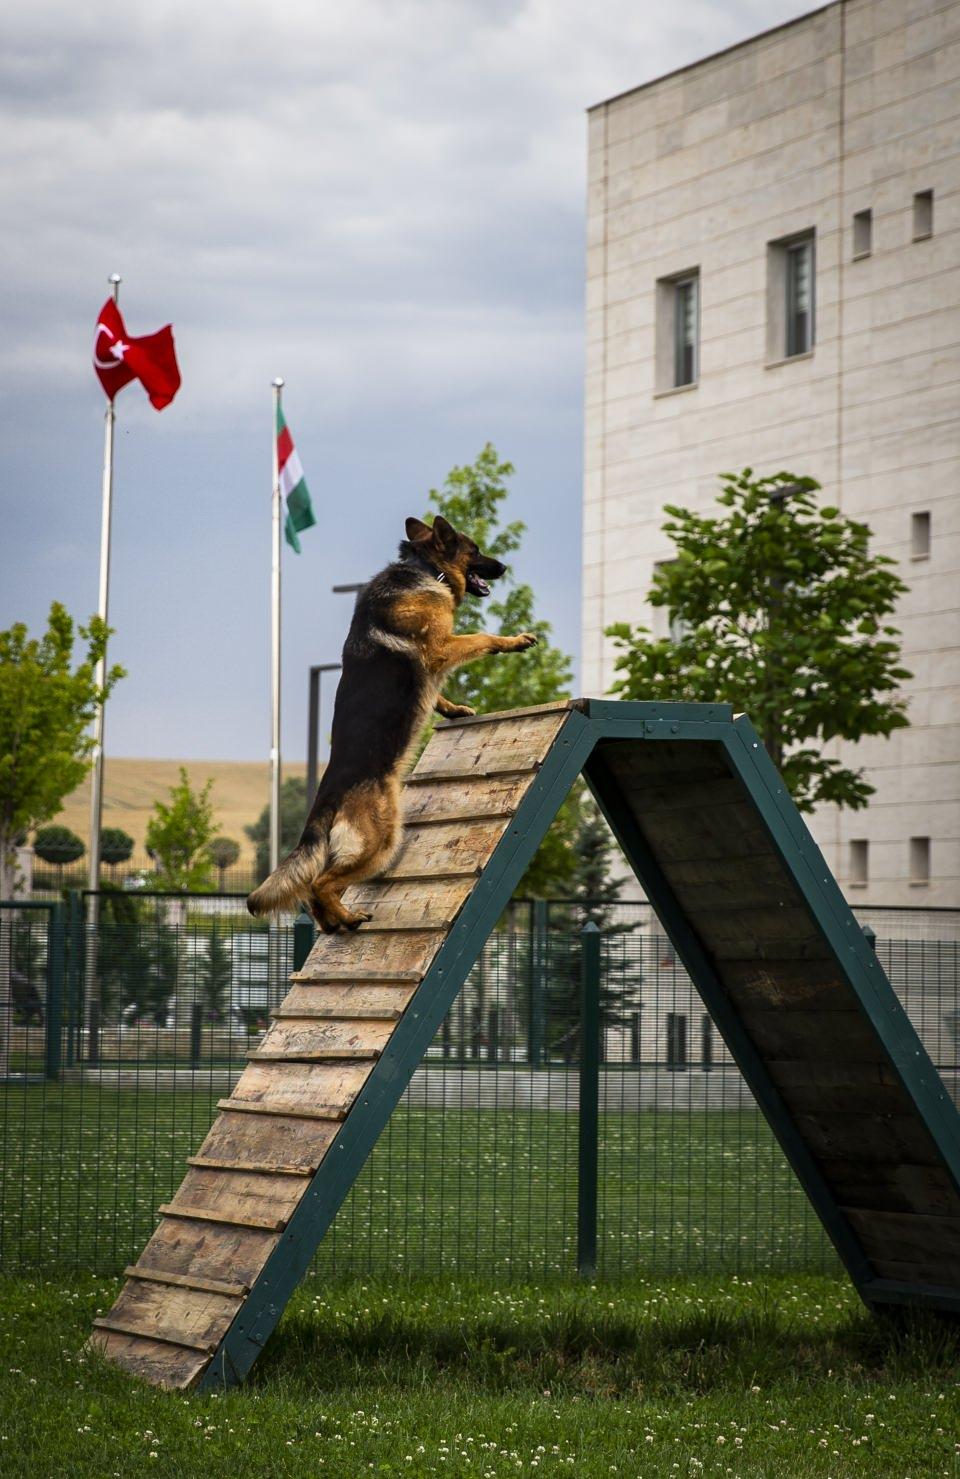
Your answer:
246;821;329;917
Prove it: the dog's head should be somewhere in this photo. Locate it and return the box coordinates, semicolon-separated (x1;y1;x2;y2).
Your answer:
402;516;506;602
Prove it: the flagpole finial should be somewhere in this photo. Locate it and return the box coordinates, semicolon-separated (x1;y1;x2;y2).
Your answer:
108;273;121;285
272;377;284;389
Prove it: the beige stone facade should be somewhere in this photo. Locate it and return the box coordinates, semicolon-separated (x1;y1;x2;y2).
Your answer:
583;0;960;906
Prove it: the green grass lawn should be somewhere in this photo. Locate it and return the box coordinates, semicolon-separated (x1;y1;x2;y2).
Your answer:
1;1271;958;1477
0;1086;834;1279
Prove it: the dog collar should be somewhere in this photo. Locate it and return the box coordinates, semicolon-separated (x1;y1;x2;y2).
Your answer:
435;570;448;585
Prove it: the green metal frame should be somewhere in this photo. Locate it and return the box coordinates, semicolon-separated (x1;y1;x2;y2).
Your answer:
198;699;960;1390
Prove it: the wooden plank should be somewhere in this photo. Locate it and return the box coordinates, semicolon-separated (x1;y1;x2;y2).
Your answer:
601;738;731;783
435;700;576;728
794;1112;941;1166
716;959;859;1013
123;1264;250;1298
686;904;828;962
665;864;798;913
405;766;533;785
766;1060;913;1115
389;818;510;878
615;773;748;816
248;1048;381;1062
411;708;568;778
98;1278;240;1351
341;876;475;930
199;1109;339;1172
229;1058;373;1113
402;771;534;824
870;1257;960;1287
289;969;422;983
843;1208;960;1263
216;1098;347;1123
299;929;443;980
186;1157;315;1178
272;1005;402;1022
93;1318;213;1354
255;1017;396;1057
740;1009;884;1064
158;1203;287;1232
135;1214;279;1288
173;1166;306;1226
628;796;777;866
817;1161;960;1218
278;982;417;1017
89;1329;209;1390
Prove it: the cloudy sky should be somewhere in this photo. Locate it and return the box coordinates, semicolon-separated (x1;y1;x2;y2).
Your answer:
1;0;812;764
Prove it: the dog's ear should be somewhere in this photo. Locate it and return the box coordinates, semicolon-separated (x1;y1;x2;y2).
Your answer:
432;515;458;553
405;517;433;544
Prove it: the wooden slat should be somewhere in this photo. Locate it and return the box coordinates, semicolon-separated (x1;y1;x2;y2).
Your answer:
88;1329;210;1390
299;929;443;980
278;982;417;1018
717;959;858;1013
843;1208;960;1262
435;700;576;727
602;738;731;783
199;1107;339;1171
123;1264;250;1298
817;1161;960;1218
341;876;475;929
272;1006;402;1022
158;1203;288;1232
794;1112;941;1167
135;1215;279;1289
289;969;422;983
664;857;799;912
405;766;534;785
766;1060;913;1115
402;771;534;824
410;707;568;778
247;1048;381;1062
186;1157;315;1178
257;1018;395;1056
97;1278;240;1351
740;1009;884;1064
389;818;510;877
687;905;829;962
216;1098;347;1122
93;1318;214;1355
870;1258;960;1287
173;1165;306;1227
230;1057;373;1113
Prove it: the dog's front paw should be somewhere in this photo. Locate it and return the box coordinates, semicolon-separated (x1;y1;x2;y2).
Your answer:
447;703;476;718
511;632;539;651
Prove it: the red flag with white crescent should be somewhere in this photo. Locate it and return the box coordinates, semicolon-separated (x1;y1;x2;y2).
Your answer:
93;298;181;410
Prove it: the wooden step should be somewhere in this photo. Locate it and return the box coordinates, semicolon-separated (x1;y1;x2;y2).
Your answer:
158;1202;287;1232
406;766;536;785
92;1318;215;1355
123;1265;250;1299
404;809;514;827
271;1006;402;1022
216;1097;348;1122
186;1157;316;1178
246;1048;381;1063
435;700;576;728
348;917;454;932
289;969;422;983
381;866;481;882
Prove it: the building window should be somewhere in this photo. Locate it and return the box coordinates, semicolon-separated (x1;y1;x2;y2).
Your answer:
666;1012;687;1070
913;189;934;240
701;1015;713;1072
849;839;869;886
767;231;815;362
853;209;872;259
910;836;931;885
786;237;815;356
911;510;931;559
656;269;699;392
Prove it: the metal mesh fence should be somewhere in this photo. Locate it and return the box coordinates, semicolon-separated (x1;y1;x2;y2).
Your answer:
0;895;957;1279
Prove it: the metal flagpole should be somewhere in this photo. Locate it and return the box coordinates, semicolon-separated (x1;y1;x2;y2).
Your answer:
269;378;284;874
85;270;121;1063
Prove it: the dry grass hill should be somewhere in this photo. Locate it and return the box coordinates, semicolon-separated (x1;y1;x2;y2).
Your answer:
55;759;306;862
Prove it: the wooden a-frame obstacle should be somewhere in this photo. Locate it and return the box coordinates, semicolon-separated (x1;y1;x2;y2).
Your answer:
91;699;960;1390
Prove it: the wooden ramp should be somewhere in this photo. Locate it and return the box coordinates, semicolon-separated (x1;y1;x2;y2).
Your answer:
92;700;960;1391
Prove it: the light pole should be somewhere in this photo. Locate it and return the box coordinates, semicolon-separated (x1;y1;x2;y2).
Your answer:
304;582;365;804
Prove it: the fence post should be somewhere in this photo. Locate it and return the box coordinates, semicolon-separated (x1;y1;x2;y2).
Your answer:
45;903;65;1081
529;899;547;1068
65;891;82;1069
190;1001;204;1069
292;909;315;974
578;920;600;1279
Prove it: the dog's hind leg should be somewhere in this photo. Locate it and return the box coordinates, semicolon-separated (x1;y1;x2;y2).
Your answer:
309;782;403;932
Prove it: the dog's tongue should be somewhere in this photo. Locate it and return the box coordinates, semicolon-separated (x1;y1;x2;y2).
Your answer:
467;572;490;597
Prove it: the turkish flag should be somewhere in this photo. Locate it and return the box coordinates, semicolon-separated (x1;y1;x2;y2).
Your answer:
93;298;181;410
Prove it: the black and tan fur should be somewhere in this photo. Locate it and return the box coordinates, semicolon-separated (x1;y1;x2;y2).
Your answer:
247;515;537;932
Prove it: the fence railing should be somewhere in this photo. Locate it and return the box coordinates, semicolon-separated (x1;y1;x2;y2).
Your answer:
1;894;957;1279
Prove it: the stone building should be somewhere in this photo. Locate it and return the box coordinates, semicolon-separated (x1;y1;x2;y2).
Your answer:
582;0;960;906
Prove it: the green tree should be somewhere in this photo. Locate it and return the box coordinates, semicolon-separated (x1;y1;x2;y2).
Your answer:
207;837;241;890
200;923;232;1020
606;469;911;812
96;885;148;1021
424;445;575;894
100;827;134;869
145;768;218;891
0;603;123;898
246;777;308;883
33;825;85;885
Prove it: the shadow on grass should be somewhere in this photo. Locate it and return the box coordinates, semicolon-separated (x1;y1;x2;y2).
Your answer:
255;1300;960;1399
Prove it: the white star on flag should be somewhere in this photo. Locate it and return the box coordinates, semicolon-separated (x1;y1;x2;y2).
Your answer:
110;339;128;360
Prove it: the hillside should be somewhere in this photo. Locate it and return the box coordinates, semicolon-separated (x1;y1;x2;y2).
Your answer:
55;758;307;863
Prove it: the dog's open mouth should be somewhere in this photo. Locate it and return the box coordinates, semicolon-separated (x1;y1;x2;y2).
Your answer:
465;571;491;597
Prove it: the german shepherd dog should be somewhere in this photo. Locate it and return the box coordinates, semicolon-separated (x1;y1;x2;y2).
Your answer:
247;515;538;932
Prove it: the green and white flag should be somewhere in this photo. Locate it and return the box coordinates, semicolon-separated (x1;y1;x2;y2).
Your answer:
276;406;317;553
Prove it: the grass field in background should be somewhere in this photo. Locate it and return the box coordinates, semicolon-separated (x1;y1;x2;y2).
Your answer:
0;1086;833;1279
1;1271;958;1477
